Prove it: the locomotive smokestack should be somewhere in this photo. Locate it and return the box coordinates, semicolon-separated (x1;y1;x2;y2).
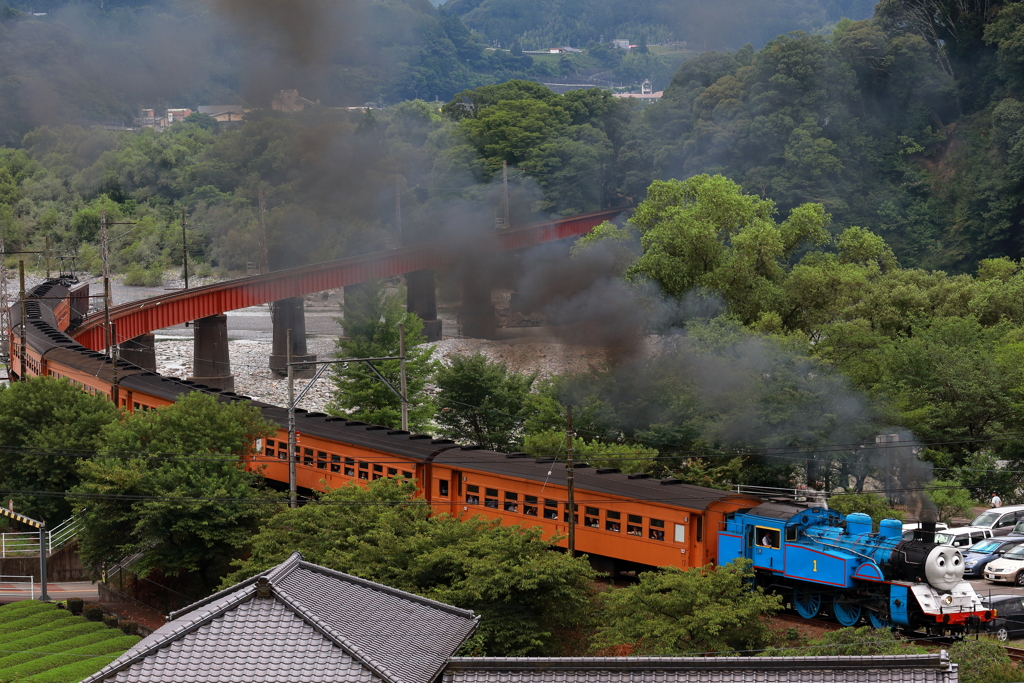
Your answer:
920;509;937;544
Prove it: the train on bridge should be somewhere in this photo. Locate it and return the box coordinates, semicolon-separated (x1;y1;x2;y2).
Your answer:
6;275;996;635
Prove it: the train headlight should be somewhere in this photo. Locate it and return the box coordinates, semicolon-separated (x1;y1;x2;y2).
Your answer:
942;595;953;606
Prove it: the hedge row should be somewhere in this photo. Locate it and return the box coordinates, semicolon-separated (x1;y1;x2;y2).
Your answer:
0;614;86;643
0;602;50;623
18;656;117;683
0;620;104;655
0;635;139;682
0;629;123;671
0;609;74;634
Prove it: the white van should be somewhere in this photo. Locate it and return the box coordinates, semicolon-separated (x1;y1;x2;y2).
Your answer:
968;506;1024;536
934;526;994;548
901;521;949;541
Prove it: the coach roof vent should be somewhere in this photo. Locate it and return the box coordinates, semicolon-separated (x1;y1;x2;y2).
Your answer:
627;473;650;479
535;457;556;463
304;412;327;418
388;430;410;435
431;438;455;444
596;467;620;474
365;425;386;431
505;452;530;459
409;434;431;440
660;478;684;485
460;445;483;450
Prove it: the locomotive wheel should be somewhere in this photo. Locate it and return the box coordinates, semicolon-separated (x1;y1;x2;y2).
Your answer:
868;609;893;629
793;587;822;619
833;598;862;627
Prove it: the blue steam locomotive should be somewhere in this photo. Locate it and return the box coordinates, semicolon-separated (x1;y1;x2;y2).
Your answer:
719;502;993;634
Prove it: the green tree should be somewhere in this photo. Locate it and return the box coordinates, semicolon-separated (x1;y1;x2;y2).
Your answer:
593;560;782;655
434;353;536;450
225;478;597;656
71;393;277;593
326;280;438;431
522;429;658;474
828;493;905;528
926;480;976;524
0;377;118;521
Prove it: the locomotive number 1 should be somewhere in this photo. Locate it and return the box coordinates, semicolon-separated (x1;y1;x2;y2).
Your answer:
813;560;817;572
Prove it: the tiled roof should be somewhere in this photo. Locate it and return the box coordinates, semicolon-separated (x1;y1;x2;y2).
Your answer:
82;553;479;683
442;654;958;683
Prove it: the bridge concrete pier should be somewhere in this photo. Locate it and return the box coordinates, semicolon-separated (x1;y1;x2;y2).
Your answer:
459;261;497;339
270;297;316;378
119;333;156;372
188;314;234;392
406;270;442;342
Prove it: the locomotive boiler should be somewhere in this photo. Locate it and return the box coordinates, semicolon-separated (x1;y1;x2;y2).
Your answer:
719;503;993;634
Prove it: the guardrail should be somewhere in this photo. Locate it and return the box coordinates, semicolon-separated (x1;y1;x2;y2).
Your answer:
0;516;82;558
0;575;35;599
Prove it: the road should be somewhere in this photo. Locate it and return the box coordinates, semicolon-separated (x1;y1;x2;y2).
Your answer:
0;581;97;602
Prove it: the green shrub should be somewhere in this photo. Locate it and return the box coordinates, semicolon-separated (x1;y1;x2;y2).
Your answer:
949;639;1021;683
0;609;73;634
0;634;138;680
82;606;102;622
101;615;118;629
117;620;137;636
122;264;164;287
0;628;121;670
65;599;83;616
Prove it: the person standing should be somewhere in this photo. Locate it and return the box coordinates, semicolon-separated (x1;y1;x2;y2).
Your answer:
992;492;1003;508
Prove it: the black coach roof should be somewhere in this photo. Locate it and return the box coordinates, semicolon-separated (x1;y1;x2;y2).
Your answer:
431;450;748;511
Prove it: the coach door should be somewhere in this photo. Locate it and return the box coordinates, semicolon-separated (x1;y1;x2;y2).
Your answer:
751;525;783;571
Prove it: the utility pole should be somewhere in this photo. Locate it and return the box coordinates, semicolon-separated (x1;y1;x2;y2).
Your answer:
18;261;25;381
181;208;189;289
566;404;575;558
44;236;49;279
399;322;408;431
38;522;48;601
287;328;297;508
110;322;119;407
100;210;111;358
258;189;268;275
0;231;10;375
502;160;510;229
395;176;402;247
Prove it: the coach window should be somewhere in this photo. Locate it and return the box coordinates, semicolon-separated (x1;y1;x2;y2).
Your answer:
649;519;665;541
439;480;449;497
330;455;341;473
696;516;703;543
303;448;314;466
544;500;559;520
387;468;398;476
265;439;275;455
524;496;538;516
344;457;355;476
756;527;780;549
317;452;328;470
504;492;519;513
627;515;643;537
466;485;480;505
278;448;288;461
585;507;600;528
563;504;578;524
401;470;412;479
605;511;621;532
484;488;499;508
358;462;369;480
133;402;140;410
373;464;383;473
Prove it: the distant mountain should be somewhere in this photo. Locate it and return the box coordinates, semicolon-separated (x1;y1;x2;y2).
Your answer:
440;0;878;51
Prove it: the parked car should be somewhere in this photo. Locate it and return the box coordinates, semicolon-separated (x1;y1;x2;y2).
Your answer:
985;544;1024;585
968;505;1024;536
901;522;949;541
982;595;1024;641
962;539;1024;578
934;526;994;548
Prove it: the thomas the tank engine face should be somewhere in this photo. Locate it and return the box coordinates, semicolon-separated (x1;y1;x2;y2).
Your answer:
925;545;964;590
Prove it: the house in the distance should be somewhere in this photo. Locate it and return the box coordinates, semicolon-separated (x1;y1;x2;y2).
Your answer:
272;90;320;113
81;552;479;683
197;105;248;125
